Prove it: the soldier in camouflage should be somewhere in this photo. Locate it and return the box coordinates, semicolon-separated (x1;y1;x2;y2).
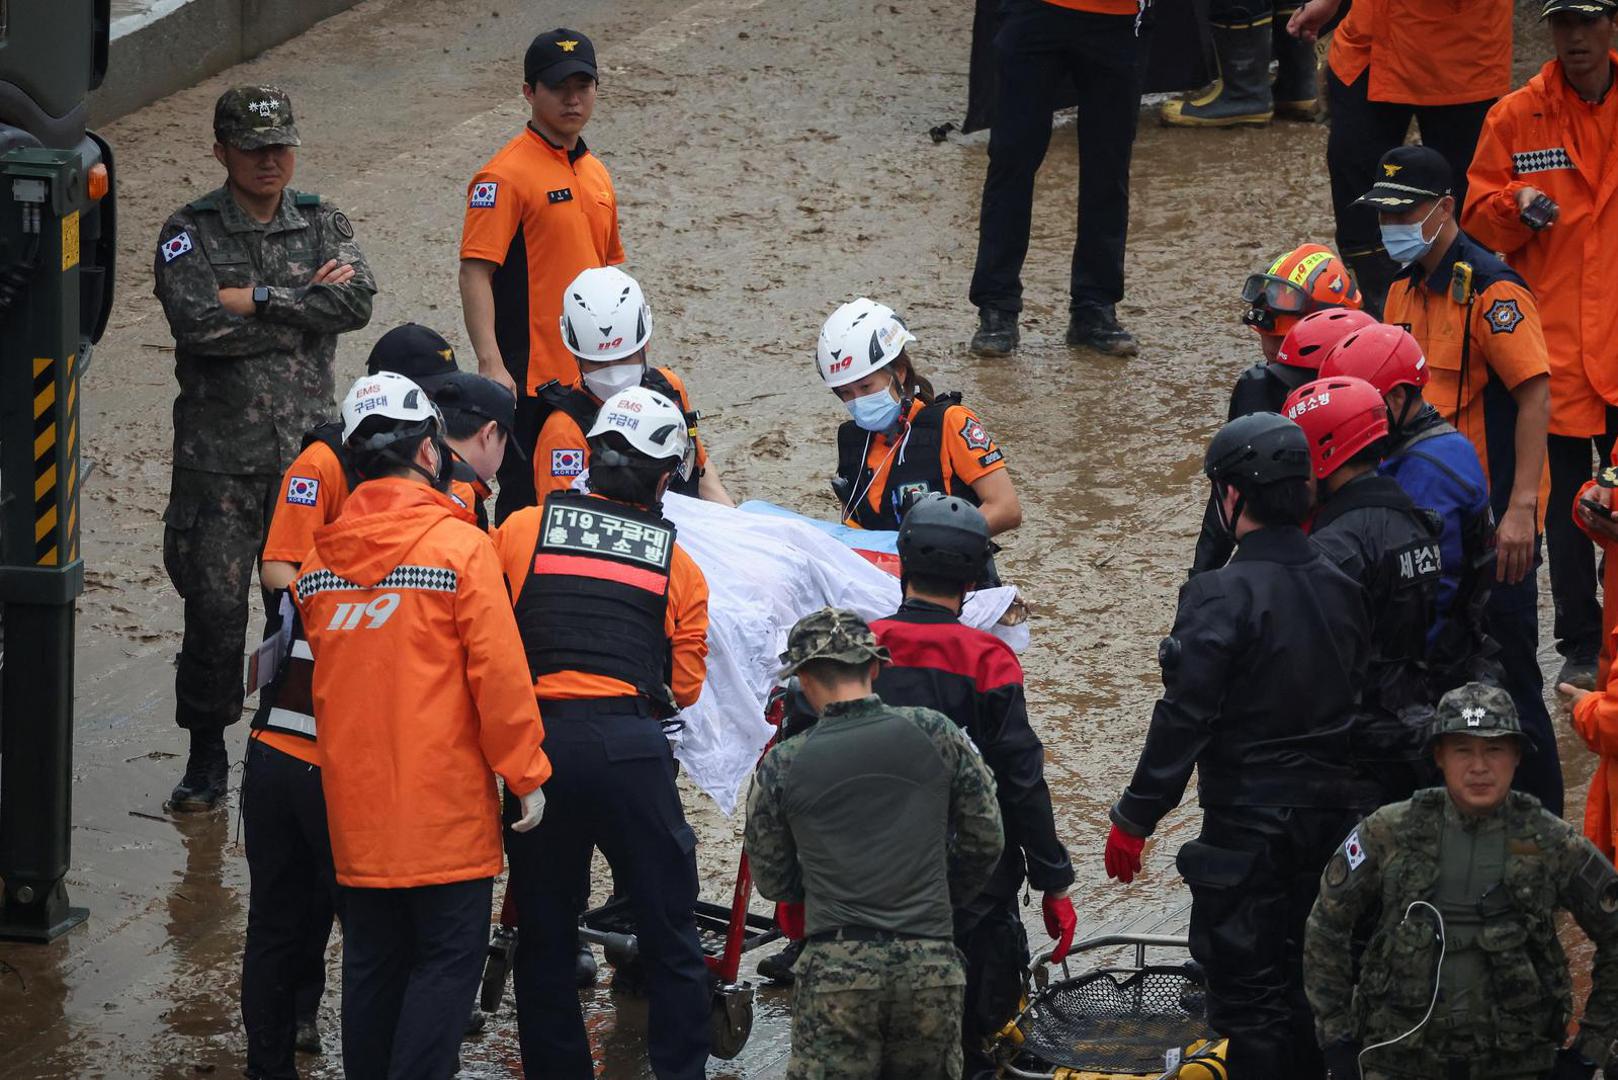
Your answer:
744;607;1004;1080
1304;682;1618;1080
154;85;375;810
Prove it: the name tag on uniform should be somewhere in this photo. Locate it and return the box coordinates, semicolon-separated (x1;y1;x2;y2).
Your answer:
547;187;574;205
541;501;672;569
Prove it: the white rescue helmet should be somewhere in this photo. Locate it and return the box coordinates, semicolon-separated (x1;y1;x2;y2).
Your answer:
340;371;442;445
586;384;691;468
560;266;653;363
816;297;917;389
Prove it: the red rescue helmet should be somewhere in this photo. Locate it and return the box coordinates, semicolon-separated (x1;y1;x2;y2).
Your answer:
1282;376;1390;479
1241;243;1363;339
1318;323;1430;396
1274;309;1379;371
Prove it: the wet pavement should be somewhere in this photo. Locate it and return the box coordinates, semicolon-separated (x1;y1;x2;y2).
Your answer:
0;0;1593;1075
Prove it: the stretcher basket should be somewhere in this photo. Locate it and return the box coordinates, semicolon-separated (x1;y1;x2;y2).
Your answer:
998;932;1228;1080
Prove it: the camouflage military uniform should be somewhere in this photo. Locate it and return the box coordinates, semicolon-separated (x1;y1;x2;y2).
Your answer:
745;608;1005;1080
1304;684;1618;1079
153;86;374;737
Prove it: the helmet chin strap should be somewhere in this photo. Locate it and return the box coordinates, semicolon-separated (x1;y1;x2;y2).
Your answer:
1389;391;1419;440
1213;481;1245;538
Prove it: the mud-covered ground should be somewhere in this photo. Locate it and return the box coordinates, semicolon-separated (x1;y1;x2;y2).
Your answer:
0;0;1589;1076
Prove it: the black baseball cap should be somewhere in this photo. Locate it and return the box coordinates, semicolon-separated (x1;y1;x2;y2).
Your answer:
366;324;459;387
525;29;597;87
1354;146;1453;210
1542;0;1615;16
429;371;526;457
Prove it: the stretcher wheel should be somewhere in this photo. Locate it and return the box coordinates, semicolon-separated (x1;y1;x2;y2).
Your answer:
709;984;754;1059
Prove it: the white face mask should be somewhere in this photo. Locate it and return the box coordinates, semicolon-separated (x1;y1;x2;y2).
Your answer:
583;362;644;400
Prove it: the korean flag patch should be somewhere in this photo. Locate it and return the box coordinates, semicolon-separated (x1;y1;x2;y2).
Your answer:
1485;298;1524;335
161;231;194;262
551;448;586;477
469;181;499;209
1342;829;1367;871
285;476;320;506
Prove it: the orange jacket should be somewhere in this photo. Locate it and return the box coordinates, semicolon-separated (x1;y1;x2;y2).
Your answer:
532;367;709;498
1462;54;1618;438
1327;0;1512;106
294;478;550;888
1572;465;1618;860
491;496;710;706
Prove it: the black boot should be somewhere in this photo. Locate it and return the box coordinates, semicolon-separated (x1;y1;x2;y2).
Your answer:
575;938;599;988
294;1015;322;1055
969;307;1019;357
1066;304;1138;357
1272;8;1320;120
757;938;804;985
1161;21;1274;127
169;729;229;811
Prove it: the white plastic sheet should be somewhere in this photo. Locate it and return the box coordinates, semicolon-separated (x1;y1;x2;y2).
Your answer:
661;495;1024;814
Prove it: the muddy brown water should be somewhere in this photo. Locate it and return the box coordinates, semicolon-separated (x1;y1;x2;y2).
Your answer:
0;0;1590;1075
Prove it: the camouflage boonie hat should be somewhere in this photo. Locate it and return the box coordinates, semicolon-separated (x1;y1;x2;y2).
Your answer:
777;607;890;678
214;86;301;149
1427;682;1533;751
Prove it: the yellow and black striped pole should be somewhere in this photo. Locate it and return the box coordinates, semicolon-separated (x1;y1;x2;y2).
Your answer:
0;148;97;941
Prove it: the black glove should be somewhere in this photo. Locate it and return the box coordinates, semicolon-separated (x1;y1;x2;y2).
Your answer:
1321;1038;1362;1080
1549;1047;1598;1080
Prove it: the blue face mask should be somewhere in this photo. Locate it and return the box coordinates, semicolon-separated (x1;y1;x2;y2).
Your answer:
846;387;903;432
1380;202;1443;267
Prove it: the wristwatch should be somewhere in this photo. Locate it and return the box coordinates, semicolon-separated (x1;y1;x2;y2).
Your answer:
252;285;270;311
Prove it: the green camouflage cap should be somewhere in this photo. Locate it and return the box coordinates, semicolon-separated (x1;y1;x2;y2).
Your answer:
1427;682;1533;750
777;607;890;678
214;86;301;149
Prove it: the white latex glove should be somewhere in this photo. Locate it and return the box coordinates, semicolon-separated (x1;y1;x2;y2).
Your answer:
511;787;546;833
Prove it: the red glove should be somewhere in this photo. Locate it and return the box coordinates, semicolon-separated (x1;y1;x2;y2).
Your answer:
777;901;805;941
1041;892;1078;963
1104;824;1146;883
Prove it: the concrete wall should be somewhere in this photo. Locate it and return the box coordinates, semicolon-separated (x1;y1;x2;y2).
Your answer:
89;0;366;124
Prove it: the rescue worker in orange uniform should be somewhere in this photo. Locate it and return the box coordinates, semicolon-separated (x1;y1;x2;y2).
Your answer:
1567;461;1618;860
818;298;1022;544
293;373;549;1080
1359;145;1561;814
492;385;712;1079
1192;246;1369;574
1463;0;1618;689
1289;0;1516;312
459;28;624;522
533;266;733;505
246;326;505;1068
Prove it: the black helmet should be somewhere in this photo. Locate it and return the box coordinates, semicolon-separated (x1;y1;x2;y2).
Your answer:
1204;412;1311;490
897;493;990;583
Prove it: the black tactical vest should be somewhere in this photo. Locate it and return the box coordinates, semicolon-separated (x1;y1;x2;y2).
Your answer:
832;392;981;530
513;492;676;711
537;367;703;497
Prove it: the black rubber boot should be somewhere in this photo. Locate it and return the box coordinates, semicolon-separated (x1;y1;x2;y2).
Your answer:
169;730;229;811
969;307;1019;357
294;1016;322;1055
1066;304;1139;357
1557;655;1599;691
756;938;804;986
1161;22;1274;127
1272;8;1320;119
575;939;599;988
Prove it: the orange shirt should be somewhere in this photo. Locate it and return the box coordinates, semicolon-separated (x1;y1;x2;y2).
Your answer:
491;499;709;707
1382;235;1549;482
460;128;625;394
294;479;550;888
533;367;710;496
1041;0;1140;14
1462;55;1618;438
1328;0;1512;106
846;397;1008;528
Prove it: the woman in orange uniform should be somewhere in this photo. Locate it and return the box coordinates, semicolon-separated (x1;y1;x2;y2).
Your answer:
817;297;1022;538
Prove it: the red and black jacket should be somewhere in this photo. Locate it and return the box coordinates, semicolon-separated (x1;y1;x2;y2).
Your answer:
872;599;1074;919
